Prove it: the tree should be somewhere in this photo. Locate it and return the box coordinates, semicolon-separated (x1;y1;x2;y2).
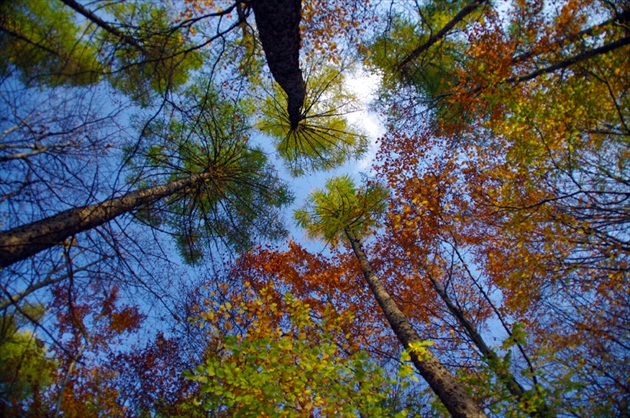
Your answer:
0;73;291;415
251;0;306;129
0;0;103;86
373;130;553;415
250;0;375;131
295;175;487;418
1;83;291;267
1;0;206;104
188;284;411;416
0;171;209;268
0;304;55;415
367;0;630;414
3;0;629;415
257;62;368;176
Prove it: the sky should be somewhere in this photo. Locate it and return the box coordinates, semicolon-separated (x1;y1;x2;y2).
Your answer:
280;68;386;253
346;70;386;172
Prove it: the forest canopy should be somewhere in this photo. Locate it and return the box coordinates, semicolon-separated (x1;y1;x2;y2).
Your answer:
0;0;629;416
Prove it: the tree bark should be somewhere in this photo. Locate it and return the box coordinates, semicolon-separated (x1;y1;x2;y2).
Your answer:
0;171;212;268
345;231;487;418
251;0;306;129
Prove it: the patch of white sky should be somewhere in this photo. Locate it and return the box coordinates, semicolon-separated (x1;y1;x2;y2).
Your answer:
267;67;385;253
345;68;386;173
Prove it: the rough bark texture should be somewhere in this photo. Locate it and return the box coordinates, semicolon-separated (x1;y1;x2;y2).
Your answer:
251;0;306;129
346;231;487;418
0;172;212;268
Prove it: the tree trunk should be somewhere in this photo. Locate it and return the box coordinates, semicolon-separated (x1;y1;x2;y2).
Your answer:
345;231;487;418
251;0;306;129
425;273;531;401
0;171;212;268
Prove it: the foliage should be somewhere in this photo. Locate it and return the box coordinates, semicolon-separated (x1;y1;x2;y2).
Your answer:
188;285;410;417
103;1;205;105
370;0;630;414
127;83;293;261
2;0;630;415
301;0;373;59
295;175;388;245
0;0;103;86
0;305;55;415
257;64;368;176
0;0;203;103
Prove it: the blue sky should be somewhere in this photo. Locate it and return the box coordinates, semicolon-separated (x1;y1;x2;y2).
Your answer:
269;68;385;254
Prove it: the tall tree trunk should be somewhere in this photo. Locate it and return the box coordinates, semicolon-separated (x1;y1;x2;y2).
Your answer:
345;230;487;418
251;0;306;129
0;171;213;268
425;273;529;398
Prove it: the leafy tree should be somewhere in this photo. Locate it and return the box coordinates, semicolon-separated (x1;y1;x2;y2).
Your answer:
2;0;629;416
38;282;148;417
258;64;368;176
368;0;630;414
188;284;410;417
0;0;103;86
1;84;291;267
0;304;55;415
295;175;487;417
374;130;554;416
1;0;204;103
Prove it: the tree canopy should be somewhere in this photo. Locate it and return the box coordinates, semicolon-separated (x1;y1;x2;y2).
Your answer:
1;0;628;416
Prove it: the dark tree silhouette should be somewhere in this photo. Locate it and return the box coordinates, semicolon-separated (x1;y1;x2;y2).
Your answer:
251;0;306;129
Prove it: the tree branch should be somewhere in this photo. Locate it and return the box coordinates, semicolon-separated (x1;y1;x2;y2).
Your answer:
0;255;108;311
397;0;487;72
506;35;630;83
59;0;143;49
512;8;630;64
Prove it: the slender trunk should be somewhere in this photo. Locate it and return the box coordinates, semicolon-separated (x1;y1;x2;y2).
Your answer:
0;171;212;268
53;342;86;418
425;273;529;400
345;231;487;418
431;249;554;417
